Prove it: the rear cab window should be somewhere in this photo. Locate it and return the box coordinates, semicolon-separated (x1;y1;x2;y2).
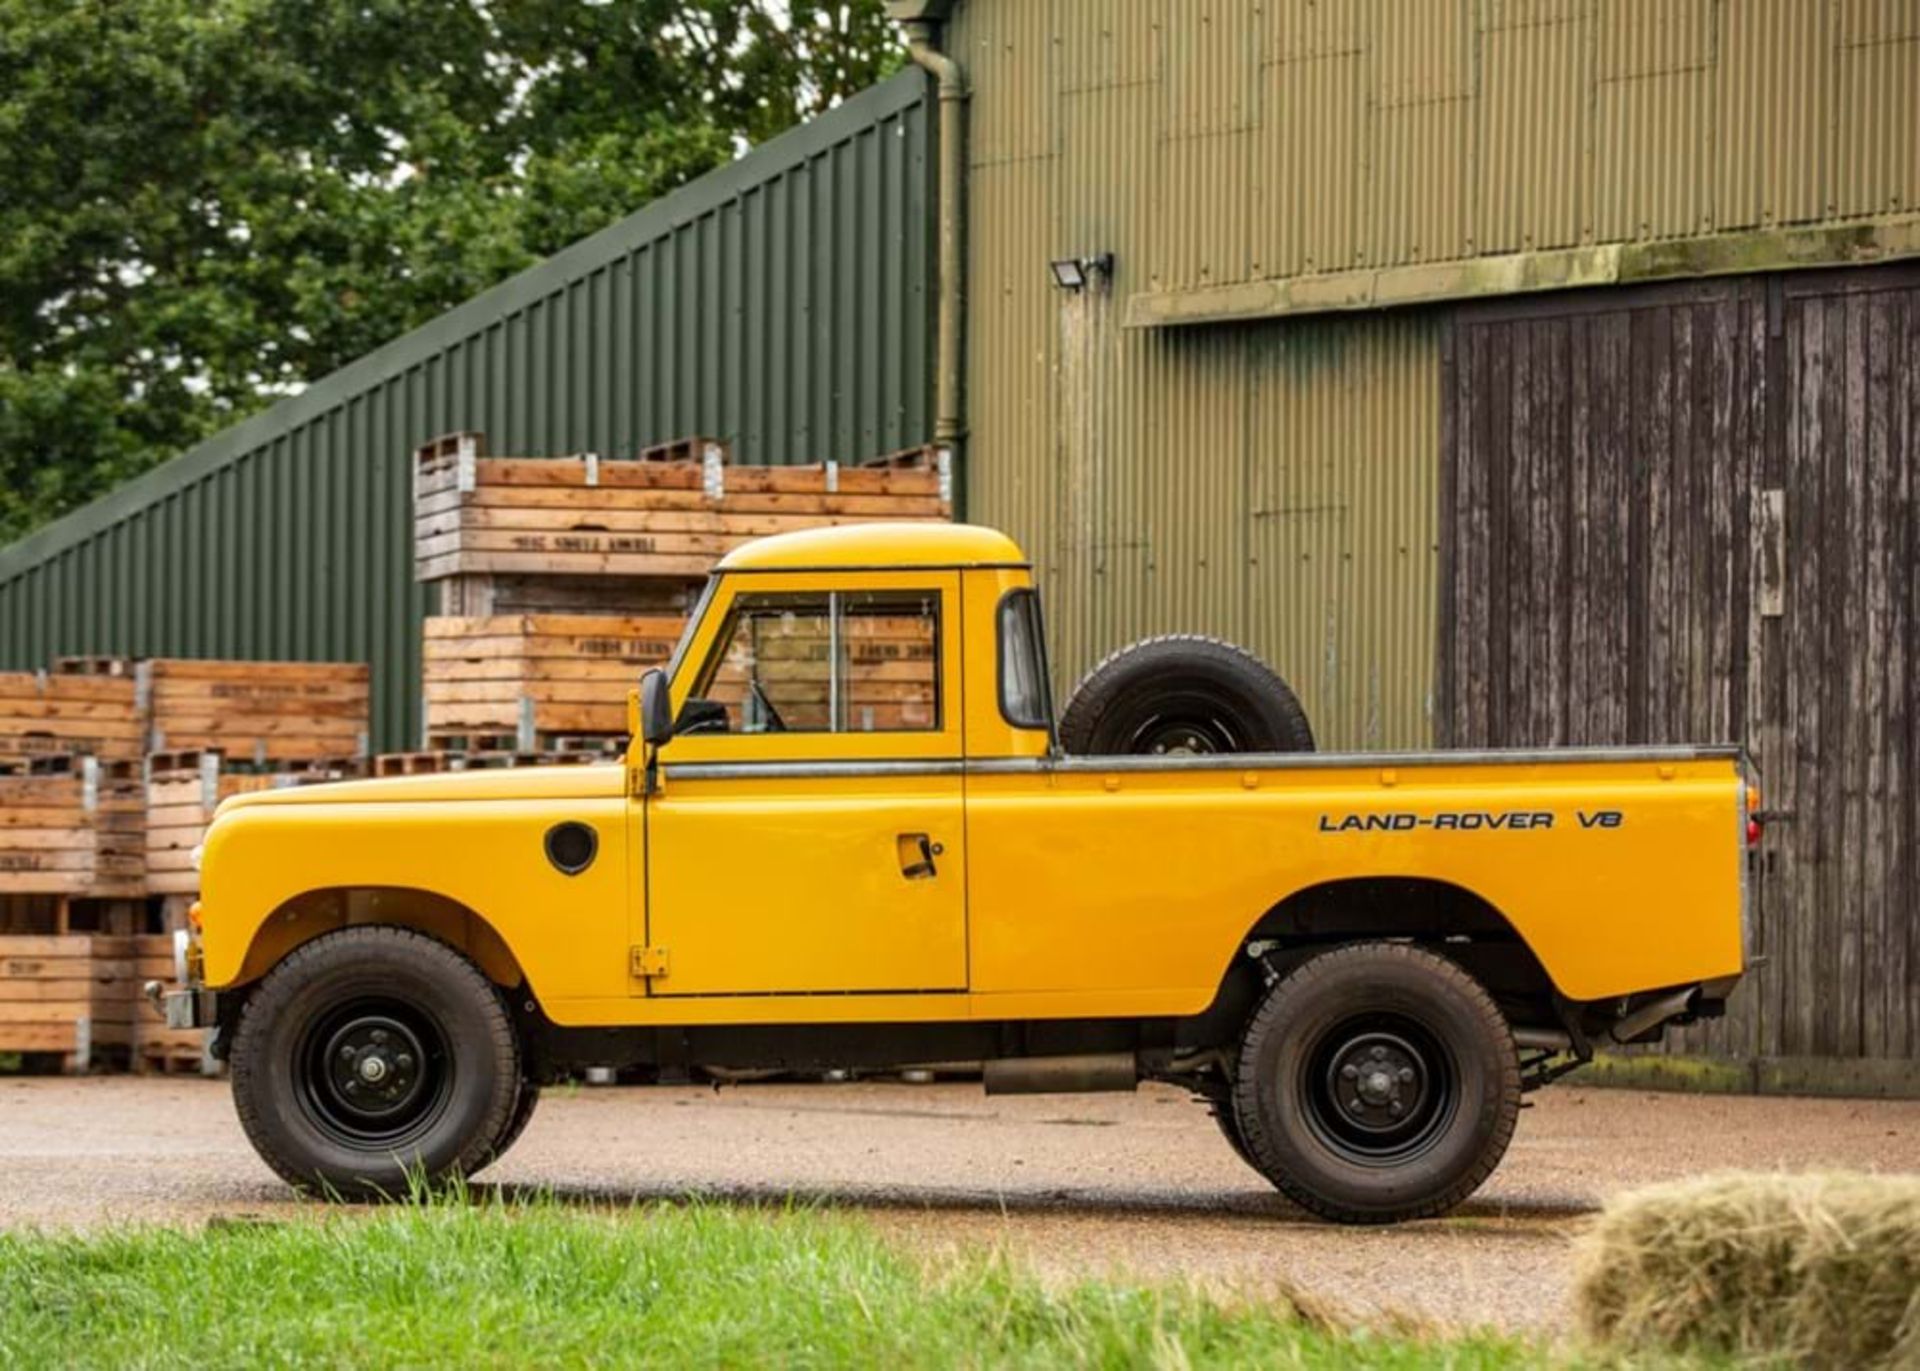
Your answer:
997;589;1052;732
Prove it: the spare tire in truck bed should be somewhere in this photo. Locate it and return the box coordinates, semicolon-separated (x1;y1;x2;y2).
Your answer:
1057;634;1315;756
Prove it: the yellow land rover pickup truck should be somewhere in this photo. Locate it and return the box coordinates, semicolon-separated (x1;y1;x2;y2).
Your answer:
163;523;1754;1223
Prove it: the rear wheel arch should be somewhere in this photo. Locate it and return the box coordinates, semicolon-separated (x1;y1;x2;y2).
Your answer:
1228;877;1566;1030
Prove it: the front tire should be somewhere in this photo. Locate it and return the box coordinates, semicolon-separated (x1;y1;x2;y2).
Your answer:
486;1076;542;1165
230;926;522;1198
1231;942;1520;1224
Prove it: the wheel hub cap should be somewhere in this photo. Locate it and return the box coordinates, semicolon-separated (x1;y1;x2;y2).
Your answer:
299;1004;447;1148
1299;1016;1457;1167
1332;1036;1425;1130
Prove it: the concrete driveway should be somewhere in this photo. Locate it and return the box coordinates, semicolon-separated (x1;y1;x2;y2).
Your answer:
2;1075;1914;1331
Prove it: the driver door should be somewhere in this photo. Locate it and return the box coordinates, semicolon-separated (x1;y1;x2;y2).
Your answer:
640;571;968;997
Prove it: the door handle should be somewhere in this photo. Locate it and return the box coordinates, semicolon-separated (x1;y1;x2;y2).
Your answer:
897;832;944;880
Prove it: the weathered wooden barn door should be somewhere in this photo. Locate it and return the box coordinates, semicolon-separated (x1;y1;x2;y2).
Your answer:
1768;267;1918;1067
1440;264;1920;1072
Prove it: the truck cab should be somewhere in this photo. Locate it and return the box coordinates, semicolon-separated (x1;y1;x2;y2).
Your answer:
174;523;1753;1223
634;522;1040;999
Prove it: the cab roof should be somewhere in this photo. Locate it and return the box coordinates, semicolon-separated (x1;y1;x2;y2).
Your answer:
717;522;1029;572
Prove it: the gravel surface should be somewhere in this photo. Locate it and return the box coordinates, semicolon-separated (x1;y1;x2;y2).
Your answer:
2;1075;1915;1331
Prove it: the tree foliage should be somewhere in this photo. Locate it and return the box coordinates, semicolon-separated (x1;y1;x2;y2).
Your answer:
0;0;900;543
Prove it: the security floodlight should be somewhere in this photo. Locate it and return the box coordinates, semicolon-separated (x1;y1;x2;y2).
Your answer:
1049;253;1116;292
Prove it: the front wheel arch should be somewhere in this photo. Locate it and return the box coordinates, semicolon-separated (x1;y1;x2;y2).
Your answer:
230;886;527;993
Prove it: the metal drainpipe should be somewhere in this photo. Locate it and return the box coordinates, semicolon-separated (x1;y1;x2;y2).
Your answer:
902;21;967;493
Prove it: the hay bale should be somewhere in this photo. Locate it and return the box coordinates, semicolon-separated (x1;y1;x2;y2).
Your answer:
1573;1171;1920;1367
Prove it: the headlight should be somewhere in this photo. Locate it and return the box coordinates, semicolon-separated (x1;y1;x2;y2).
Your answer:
190;843;204;873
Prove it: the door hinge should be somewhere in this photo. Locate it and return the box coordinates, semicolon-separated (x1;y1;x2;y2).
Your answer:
630;945;670;979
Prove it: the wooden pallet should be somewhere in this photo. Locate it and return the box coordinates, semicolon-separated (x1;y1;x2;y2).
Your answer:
145;752;354;896
418;732;628;757
139;659;371;763
372;749;609;776
433;572;698;618
0;670;142;764
0;759;145;897
0;935;136;1071
639;435;727;464
413;434;952;582
51;656;133;677
145;747;365;778
422;613;682;745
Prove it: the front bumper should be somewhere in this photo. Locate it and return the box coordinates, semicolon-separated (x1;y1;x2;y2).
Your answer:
162;988;220;1030
151;924;217;1029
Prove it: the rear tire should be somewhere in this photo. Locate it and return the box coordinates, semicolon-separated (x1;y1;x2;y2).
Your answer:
1231;942;1520;1224
1058;635;1314;756
229;926;521;1198
1210;1100;1256;1170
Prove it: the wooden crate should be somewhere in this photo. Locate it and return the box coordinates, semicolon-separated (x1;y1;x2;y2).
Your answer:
0;759;144;898
131;934;213;1074
140;659;370;763
0;671;141;765
372;750;608;776
144;752;353;896
422;614;682;749
0;934;136;1069
413;436;953;583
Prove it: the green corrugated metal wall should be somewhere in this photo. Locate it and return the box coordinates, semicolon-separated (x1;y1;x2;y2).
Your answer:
0;73;934;751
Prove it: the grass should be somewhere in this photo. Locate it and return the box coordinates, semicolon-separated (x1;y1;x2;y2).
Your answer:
0;1191;1572;1370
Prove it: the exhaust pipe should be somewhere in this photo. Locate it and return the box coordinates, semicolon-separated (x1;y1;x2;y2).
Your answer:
982;1053;1137;1095
1512;1026;1573;1053
1610;987;1696;1044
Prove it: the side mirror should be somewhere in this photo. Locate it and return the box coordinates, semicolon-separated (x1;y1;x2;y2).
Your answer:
639;668;675;748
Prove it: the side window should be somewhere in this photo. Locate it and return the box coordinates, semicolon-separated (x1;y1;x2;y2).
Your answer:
997;589;1051;730
691;590;941;734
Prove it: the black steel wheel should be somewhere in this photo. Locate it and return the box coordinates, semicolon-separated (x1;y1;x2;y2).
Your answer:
1057;635;1314;757
1299;1016;1456;1168
1231;942;1519;1224
296;998;453;1151
230;926;521;1198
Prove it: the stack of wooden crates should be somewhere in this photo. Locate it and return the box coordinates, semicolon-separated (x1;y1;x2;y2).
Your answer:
409;433;952;760
0;658;370;1073
1;668;147;1072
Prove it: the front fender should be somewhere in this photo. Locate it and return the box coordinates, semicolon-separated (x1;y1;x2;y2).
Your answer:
198;795;633;1004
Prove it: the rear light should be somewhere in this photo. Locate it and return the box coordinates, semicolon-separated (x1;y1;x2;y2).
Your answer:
1747;817;1763;847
